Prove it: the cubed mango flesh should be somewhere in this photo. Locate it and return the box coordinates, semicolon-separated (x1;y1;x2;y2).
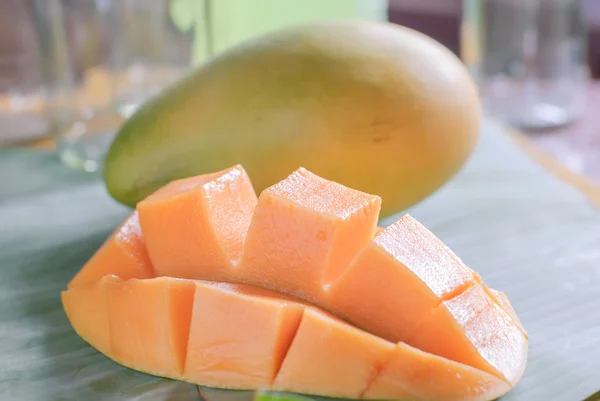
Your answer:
273;308;394;399
408;284;528;385
62;166;527;400
64;274;519;401
473;270;527;335
137;165;257;281
328;214;476;342
240;168;380;302
68;212;154;288
61;275;121;354
184;282;304;389
364;342;511;401
484;286;526;335
106;277;196;378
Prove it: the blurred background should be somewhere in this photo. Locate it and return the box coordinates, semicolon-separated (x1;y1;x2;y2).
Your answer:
0;0;598;180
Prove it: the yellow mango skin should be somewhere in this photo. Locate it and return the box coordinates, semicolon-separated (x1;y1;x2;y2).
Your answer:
104;21;480;217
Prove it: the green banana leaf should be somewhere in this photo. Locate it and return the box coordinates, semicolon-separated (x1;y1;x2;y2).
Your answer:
1;119;599;400
198;387;351;401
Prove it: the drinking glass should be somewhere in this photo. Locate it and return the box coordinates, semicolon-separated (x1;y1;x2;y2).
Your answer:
111;0;387;119
110;0;195;119
0;0;49;146
39;0;387;171
36;0;196;172
462;0;588;129
37;0;119;172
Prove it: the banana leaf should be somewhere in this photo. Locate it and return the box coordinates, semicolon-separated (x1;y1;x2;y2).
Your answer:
198;387;349;401
1;119;599;400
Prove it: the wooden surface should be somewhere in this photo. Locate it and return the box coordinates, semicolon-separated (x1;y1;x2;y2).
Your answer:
512;131;600;210
515;82;600;210
511;82;600;208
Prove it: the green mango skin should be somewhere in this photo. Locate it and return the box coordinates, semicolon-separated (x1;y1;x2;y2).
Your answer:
104;21;480;216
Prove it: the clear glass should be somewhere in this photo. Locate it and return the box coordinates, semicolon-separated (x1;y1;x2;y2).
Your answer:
112;0;388;118
37;0;196;172
462;0;588;129
110;0;195;119
0;1;50;146
110;0;387;117
36;0;119;172
38;0;387;171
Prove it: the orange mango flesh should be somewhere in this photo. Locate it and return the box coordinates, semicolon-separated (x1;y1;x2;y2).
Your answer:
68;211;154;288
240;168;381;302
63;274;512;401
63;166;527;400
473;271;527;335
484;287;526;335
328;214;476;342
184;282;305;389
273;308;394;399
137;165;257;281
106;277;196;378
363;342;511;401
409;284;528;385
61;275;121;354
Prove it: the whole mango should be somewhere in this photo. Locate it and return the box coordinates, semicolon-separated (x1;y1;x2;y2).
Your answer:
104;21;480;216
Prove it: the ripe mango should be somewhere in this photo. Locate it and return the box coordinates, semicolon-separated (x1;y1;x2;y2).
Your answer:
104;21;480;216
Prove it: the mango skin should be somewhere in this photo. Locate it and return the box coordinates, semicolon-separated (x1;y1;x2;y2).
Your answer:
104;21;480;216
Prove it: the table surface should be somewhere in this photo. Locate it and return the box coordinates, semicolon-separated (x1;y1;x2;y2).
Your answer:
3;120;600;401
526;82;600;183
2;90;600;401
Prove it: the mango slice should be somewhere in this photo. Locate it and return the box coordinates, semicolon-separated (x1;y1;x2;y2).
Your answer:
473;270;527;335
328;214;477;342
137;165;257;281
409;284;527;385
63;166;527;401
68;212;154;288
65;273;517;401
106;277;196;378
61;275;121;354
484;286;526;335
273;308;393;399
184;282;304;389
240;168;381;302
364;342;511;401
